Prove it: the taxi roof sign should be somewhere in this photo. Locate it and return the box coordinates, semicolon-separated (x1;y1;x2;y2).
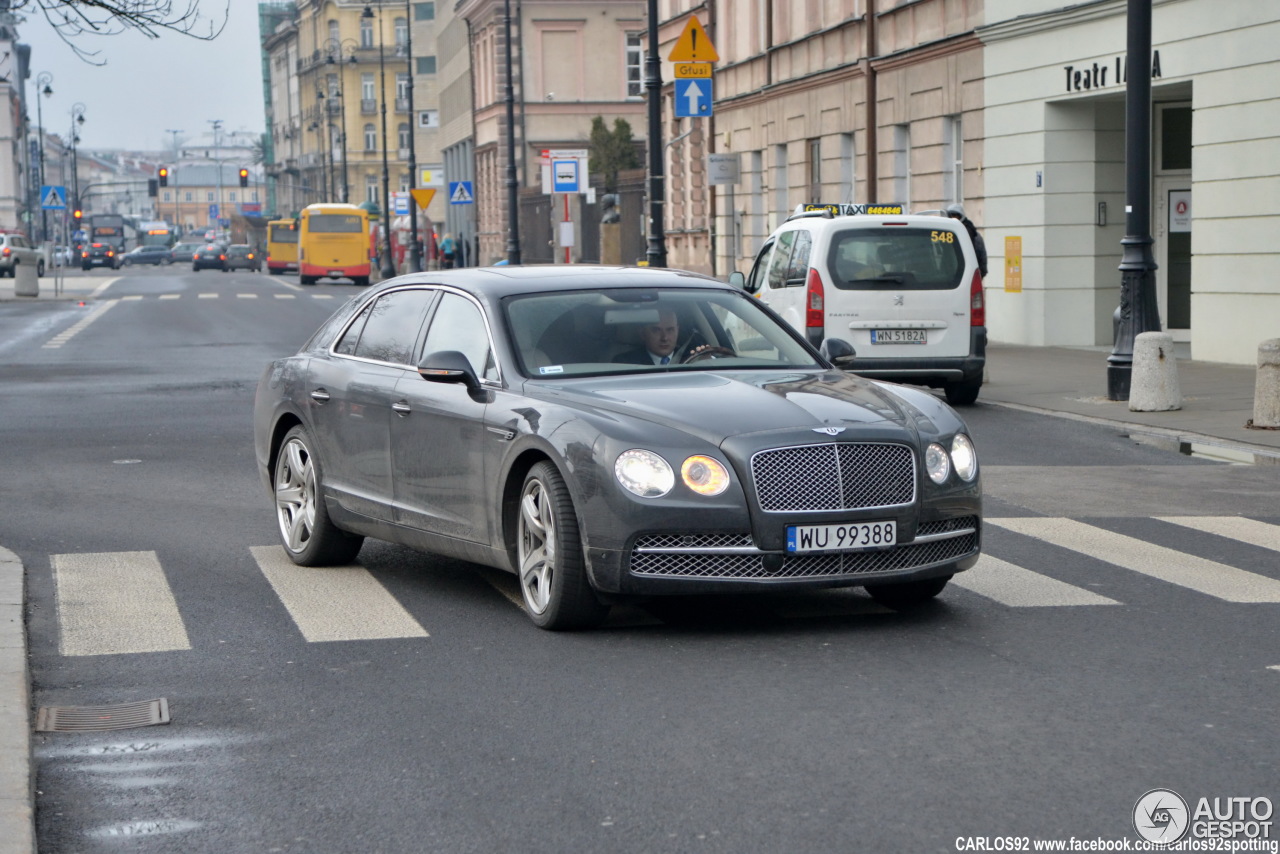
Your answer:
667;17;718;63
796;203;905;217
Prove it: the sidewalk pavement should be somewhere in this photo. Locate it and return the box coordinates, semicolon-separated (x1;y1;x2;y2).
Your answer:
1;291;1276;853
0;271;110;303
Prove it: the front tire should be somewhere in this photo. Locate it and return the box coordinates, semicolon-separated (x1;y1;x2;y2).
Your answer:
273;426;364;566
37;259;45;277
516;461;609;630
866;574;952;609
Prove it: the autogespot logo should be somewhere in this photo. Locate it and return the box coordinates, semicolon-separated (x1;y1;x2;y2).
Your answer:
1134;788;1191;843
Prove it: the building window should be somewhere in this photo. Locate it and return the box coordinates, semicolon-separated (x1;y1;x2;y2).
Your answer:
943;116;962;205
253;191;259;202
396;72;409;101
229;191;237;203
362;73;376;101
395;17;407;50
398;122;410;150
807;138;821;201
326;73;339;99
840;132;855;201
414;2;434;21
328;19;339;47
773;144;788;221
185;192;193;202
207;191;214;202
417;56;436;75
626;32;644;98
360;16;373;48
893;124;911;207
163;191;171;202
366;175;379;203
364;124;377;151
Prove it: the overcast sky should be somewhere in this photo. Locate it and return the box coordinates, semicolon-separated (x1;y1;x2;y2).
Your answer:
17;1;267;152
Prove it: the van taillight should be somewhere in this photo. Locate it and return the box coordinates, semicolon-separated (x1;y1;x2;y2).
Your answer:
805;267;825;335
970;270;985;327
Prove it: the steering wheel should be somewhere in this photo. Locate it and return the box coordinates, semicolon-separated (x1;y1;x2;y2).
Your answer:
681;345;737;363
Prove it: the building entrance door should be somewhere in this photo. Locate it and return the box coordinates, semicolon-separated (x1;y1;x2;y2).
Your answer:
1153;102;1192;341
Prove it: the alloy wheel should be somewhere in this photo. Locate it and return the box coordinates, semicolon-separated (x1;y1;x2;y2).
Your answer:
275;437;317;554
518;476;556;615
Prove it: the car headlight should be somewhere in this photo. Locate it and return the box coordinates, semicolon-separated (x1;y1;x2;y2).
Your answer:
925;443;950;484
615;449;674;498
681;455;730;496
951;433;978;481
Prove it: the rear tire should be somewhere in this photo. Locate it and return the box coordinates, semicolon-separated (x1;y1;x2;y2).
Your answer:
866;575;951;609
273;426;364;566
37;260;45;277
515;461;610;630
354;276;370;288
944;379;982;406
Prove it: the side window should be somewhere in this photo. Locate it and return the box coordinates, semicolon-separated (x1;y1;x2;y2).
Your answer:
743;239;774;294
333;302;373;356
785;230;813;285
352;289;434;364
765;230;796;290
420;293;497;382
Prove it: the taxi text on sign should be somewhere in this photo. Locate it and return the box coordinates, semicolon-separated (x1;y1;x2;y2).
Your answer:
667;17;718;63
1004;236;1023;294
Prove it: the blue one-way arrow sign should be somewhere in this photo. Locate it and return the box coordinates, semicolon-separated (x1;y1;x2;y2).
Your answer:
674;78;712;118
40;185;68;210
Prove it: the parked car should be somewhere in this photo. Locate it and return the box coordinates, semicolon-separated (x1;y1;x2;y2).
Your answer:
81;242;122;271
253;266;982;630
53;245;74;267
734;204;987;405
192;243;227;272
0;232;45;277
170;242;203;264
122;245;173;266
224;244;262;272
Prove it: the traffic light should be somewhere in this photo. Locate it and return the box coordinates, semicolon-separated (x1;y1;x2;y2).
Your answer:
158;167;169;187
238;168;249;188
73;209;82;221
147;178;159;197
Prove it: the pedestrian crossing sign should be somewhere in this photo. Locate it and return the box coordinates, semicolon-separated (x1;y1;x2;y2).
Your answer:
41;185;68;210
449;181;474;205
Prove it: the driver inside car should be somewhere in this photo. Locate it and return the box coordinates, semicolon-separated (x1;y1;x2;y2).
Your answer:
613;307;683;365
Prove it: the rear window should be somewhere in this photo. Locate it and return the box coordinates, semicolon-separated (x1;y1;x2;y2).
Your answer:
827;226;966;291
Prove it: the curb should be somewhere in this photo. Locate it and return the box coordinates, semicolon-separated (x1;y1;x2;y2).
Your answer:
0;545;34;854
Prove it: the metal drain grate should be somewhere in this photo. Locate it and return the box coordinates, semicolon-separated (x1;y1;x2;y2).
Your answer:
36;699;170;733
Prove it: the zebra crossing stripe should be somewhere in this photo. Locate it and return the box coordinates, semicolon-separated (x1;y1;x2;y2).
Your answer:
249;546;428;642
988;518;1280;603
52;551;191;656
1158;516;1280;553
42;299;118;349
952;555;1119;607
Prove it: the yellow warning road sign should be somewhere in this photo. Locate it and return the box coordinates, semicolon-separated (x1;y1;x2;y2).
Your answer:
667;17;718;63
410;188;436;210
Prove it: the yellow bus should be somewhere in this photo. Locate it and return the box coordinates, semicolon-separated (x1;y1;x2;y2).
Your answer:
297;203;371;287
265;219;298;275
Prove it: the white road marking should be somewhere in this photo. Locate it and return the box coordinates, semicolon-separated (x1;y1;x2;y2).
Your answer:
90;278;120;297
120;294;143;301
1159;516;1280;553
198;293;218;299
236;293;258;299
311;294;333;299
249;546;428;642
951;555;1120;607
988;517;1280;603
159;294;180;300
52;551;191;656
42;299;118;349
274;294;296;299
278;280;303;291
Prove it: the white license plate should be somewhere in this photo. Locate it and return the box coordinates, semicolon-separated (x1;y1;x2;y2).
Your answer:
786;520;897;553
871;329;927;344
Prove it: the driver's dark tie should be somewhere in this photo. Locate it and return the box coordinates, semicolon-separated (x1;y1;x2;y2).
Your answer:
660;355;670;365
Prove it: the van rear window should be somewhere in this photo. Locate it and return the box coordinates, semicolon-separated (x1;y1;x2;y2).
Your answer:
827;227;966;291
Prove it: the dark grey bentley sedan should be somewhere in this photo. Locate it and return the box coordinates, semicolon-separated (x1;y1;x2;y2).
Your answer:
253;266;981;629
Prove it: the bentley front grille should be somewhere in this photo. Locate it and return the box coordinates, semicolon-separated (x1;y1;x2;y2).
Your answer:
629;517;979;580
751;442;916;512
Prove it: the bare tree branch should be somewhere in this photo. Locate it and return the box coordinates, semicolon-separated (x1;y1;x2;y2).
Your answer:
13;1;230;66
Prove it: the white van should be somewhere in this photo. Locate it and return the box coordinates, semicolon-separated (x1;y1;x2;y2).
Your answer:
734;204;987;405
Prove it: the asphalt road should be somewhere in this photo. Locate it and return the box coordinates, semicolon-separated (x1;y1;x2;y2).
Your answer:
2;266;1277;853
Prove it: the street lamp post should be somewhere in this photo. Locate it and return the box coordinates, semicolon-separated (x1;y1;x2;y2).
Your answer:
209;119;224;231
403;0;422;272
166;129;182;232
325;39;358;204
502;0;521;264
366;3;397;278
644;0;667;268
70;104;86;212
34;73;53;244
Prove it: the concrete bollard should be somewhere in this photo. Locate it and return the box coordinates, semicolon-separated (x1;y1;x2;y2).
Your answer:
1129;331;1181;412
1253;339;1280;429
13;260;38;297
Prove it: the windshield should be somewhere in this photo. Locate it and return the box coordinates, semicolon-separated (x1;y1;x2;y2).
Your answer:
504;287;822;378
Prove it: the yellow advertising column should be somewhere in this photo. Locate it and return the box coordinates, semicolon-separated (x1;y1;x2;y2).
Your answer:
1004;236;1023;293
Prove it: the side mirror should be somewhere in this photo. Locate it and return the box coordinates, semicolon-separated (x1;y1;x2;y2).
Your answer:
819;338;857;368
727;271;745;289
417;350;480;390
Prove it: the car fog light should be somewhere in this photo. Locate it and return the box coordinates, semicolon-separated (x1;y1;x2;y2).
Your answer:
681;455;730;496
615;449;674;498
951;434;978;481
925;443;950;484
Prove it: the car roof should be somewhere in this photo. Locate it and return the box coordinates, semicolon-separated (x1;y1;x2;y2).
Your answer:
366;265;727;302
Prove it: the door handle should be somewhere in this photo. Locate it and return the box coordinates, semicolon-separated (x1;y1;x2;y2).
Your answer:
310;389;331;402
391;400;411;415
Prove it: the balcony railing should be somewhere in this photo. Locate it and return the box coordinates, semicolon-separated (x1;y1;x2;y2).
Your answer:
394;97;409;113
361;99;377;114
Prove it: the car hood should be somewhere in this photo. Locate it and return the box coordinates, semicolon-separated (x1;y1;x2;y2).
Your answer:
530;369;917;445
